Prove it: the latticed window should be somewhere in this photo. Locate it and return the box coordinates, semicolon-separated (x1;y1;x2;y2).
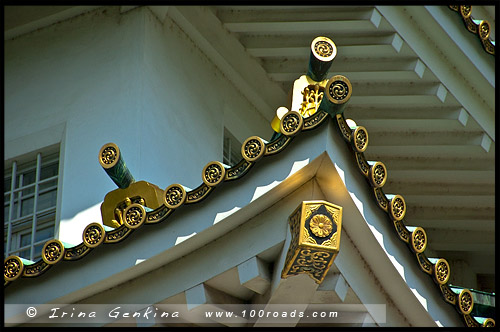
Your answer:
4;150;59;261
223;128;241;166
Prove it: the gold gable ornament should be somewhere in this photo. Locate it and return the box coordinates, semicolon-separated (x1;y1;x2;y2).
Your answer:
282;200;343;284
99;143;162;229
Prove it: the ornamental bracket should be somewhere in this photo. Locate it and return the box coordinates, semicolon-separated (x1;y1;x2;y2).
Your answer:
282;200;343;284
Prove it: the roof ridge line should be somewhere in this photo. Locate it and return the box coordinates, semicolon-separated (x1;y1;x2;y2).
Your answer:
448;5;495;56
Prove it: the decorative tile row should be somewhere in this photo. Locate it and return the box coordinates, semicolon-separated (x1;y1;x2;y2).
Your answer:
449;5;495;56
4;107;330;288
333;110;494;327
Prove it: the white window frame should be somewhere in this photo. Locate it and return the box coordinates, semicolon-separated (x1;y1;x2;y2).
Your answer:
223;127;242;166
4;149;60;261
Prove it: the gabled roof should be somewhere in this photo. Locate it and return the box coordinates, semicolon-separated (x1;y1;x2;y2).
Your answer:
4;5;495;327
5;104;495;326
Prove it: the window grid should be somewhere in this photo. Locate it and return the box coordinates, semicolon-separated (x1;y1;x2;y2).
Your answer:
4;152;58;261
223;128;241;167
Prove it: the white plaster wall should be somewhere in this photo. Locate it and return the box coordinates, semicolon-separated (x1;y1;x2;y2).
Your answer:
4;6;270;245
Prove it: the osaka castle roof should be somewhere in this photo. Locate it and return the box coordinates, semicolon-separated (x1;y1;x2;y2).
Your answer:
4;5;495;328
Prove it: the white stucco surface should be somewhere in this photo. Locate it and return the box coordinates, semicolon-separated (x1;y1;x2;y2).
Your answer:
5;6;269;245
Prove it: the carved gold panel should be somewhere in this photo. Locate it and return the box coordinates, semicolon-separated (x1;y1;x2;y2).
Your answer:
282;200;342;284
100;180;164;228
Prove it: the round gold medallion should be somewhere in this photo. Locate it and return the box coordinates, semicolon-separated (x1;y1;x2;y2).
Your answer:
309;214;333;237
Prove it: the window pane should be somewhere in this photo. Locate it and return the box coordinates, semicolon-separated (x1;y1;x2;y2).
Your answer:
41;162;58;180
21;185;35;197
34;244;44;261
39;179;57;191
37;211;56;224
230;148;240;165
21;170;36;187
35;225;54;242
21;197;34;217
223;128;241;166
4;177;11;193
5;150;59;261
19;249;30;260
37;190;57;211
4;205;10;221
224;137;230;155
13;201;19;219
9;238;17;251
20;233;32;247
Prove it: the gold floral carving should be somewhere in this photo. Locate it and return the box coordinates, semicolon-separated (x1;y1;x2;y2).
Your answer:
242;136;266;162
434;258;450;285
370;162;387;188
439;284;457;305
336;114;352;142
458;289;474;315
411;227;427;253
328;79;351;103
321;237;337;248
310;215;333;237
299;85;324;118
186;184;212;204
416;253;433;275
4;256;24;282
314;40;334;58
355;152;370;176
304;204;321;221
310;36;336;63
283;207;301;277
280;111;304;136
449;6;495;56
393;219;410;243
283;201;342;284
146;206;172;223
288;249;333;283
303;110;328;130
374;188;388;211
479;21;490;40
64;244;91;261
302;227;317;245
83;223;105;248
353;126;368;152
463;314;480;327
460;5;471;18
226;160;253;180
23;260;50;277
483;318;495;327
104;224;133;243
202;162;226;187
123;204;146;229
42;240;65;265
482;38;495;55
100;145;118;166
265;135;291;155
164;184;186;209
390;195;406;221
325;206;340;223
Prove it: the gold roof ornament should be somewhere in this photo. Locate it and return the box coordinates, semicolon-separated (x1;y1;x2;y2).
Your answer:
270;36;349;133
449;5;495;56
5;36;495;328
282;201;343;284
98;143;163;228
